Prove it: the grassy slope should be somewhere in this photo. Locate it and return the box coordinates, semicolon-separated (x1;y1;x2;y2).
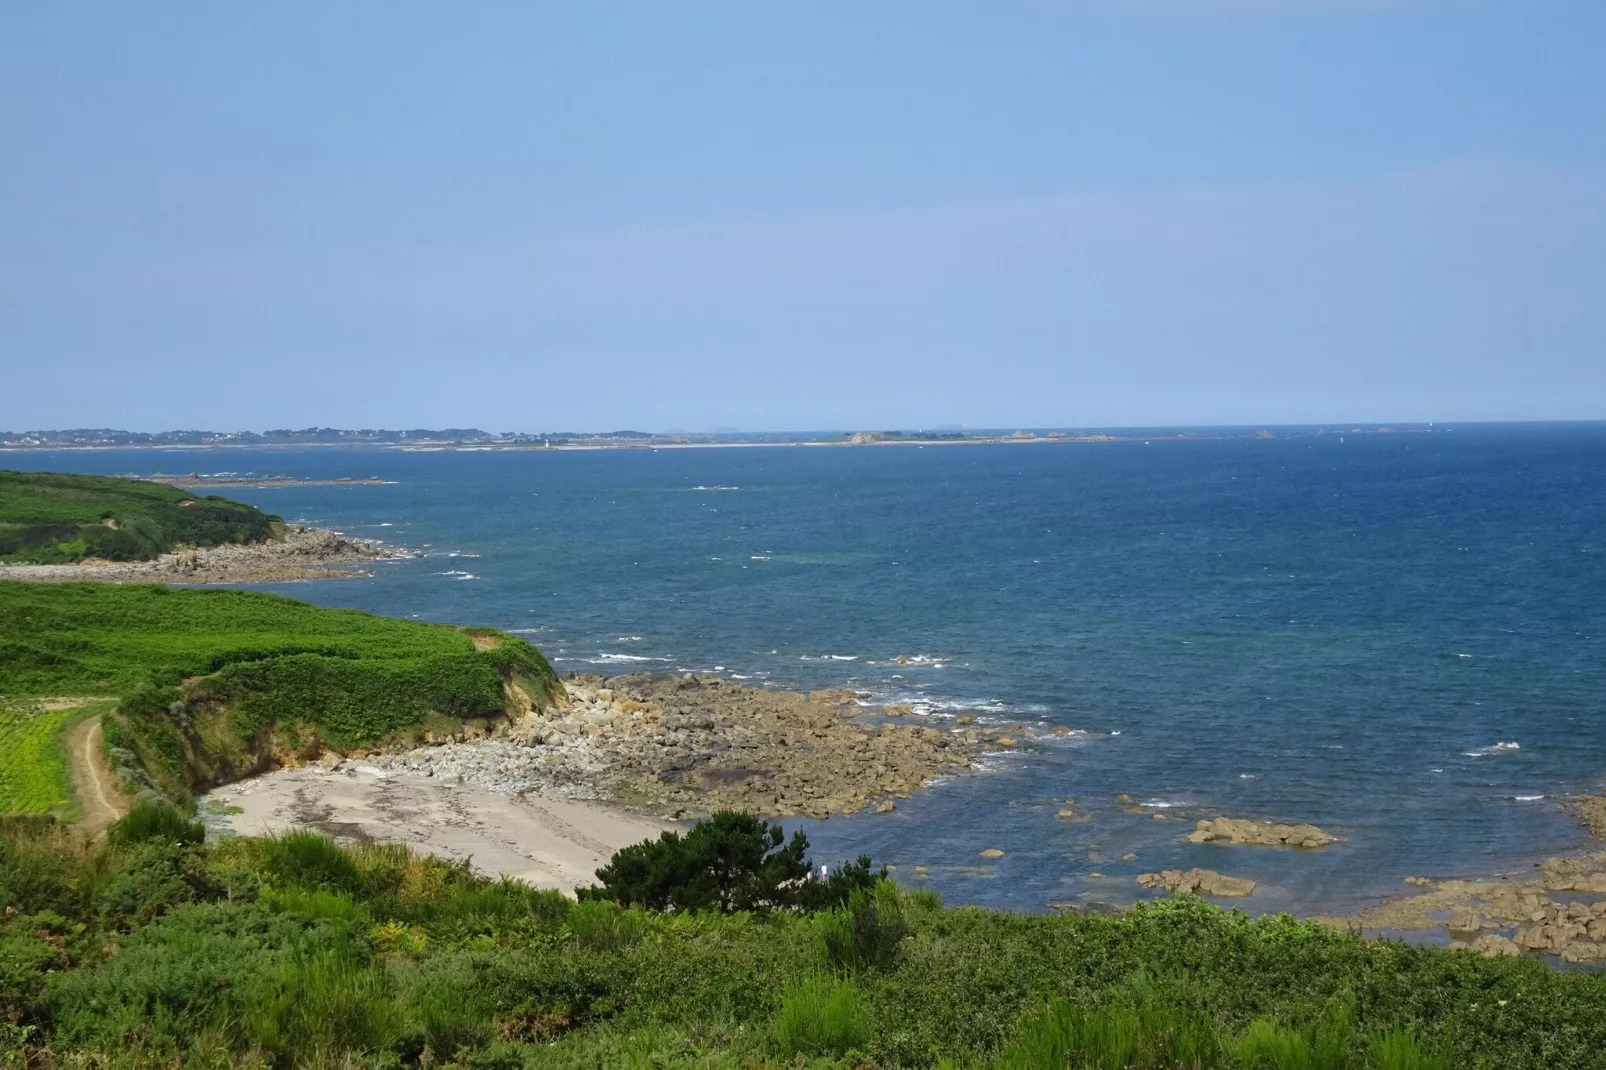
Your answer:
0;583;559;806
0;469;280;563
1;822;1603;1068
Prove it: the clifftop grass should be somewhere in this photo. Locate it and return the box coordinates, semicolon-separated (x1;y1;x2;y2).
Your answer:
0;582;559;806
0;469;279;563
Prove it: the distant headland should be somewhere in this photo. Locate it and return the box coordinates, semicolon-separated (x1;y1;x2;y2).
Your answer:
0;423;1455;452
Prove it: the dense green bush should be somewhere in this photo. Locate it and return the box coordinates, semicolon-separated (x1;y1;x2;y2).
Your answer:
580;810;883;915
107;801;205;848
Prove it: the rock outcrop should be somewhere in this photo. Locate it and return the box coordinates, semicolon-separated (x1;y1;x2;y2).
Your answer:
1316;851;1606;962
1185;817;1336;848
1136;868;1257;897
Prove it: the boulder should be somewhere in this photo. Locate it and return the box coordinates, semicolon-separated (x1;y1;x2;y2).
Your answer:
1470;934;1521;957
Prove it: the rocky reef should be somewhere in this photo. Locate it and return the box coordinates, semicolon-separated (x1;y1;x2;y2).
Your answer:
367;672;1019;819
1185;817;1337;848
1136;867;1257;897
1318;851;1606;963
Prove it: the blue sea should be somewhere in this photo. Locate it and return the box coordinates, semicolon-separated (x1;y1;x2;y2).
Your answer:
12;425;1606;917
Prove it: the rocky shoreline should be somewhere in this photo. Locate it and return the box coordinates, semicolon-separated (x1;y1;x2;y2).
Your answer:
0;526;402;584
363;671;1031;820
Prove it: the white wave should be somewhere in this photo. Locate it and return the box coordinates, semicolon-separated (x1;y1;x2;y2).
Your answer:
1140;800;1184;808
1239;773;1258;779
437;569;478;580
800;654;859;662
889;654;949;667
1513;794;1546;801
750;555;772;561
616;636;644;643
1464;741;1520;757
378;522;393;527
692;485;740;491
1110;730;1122;736
590;653;672;663
1453;652;1474;658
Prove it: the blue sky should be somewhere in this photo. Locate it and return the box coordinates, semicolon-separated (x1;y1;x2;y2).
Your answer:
3;2;1603;432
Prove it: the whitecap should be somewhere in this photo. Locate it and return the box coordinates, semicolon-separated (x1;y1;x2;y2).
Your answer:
1239;773;1258;779
616;636;644;643
1140;800;1183;808
1513;794;1545;801
1464;741;1520;757
590;653;671;663
379;522;393;527
751;555;772;561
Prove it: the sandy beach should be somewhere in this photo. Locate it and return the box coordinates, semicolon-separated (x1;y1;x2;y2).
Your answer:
201;761;678;893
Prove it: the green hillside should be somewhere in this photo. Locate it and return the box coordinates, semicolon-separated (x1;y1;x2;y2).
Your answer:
0;582;559;806
0;469;280;563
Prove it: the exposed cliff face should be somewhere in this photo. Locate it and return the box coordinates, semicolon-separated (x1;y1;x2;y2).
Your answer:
103;633;559;805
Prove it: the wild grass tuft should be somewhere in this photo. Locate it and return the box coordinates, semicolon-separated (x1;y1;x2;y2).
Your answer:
107;800;205;847
772;975;869;1058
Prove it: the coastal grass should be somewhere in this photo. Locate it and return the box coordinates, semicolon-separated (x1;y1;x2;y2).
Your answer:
0;469;280;564
0;583;559;806
2;821;1602;1069
0;702;77;817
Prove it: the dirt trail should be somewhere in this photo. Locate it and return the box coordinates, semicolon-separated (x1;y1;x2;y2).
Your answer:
66;716;128;836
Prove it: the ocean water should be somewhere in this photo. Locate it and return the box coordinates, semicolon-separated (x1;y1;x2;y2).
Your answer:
12;425;1606;916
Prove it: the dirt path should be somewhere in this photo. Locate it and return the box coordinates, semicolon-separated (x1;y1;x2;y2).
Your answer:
66;716;128;836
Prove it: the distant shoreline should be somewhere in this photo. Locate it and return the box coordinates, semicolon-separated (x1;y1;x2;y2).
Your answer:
0;426;1448;455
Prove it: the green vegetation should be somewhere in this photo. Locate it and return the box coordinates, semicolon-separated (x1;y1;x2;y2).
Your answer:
579;810;883;913
0;702;79;818
0;583;559;806
1;813;1601;1068
0;470;281;563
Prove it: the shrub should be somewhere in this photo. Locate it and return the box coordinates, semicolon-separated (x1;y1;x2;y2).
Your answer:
107;801;204;848
773;975;869;1058
565;897;656;952
819;881;909;975
581;810;812;913
1368;1027;1451;1070
94;842;214;929
998;997;1222;1070
255;830;360;892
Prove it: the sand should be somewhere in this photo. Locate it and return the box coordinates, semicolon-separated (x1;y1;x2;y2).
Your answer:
202;764;678;894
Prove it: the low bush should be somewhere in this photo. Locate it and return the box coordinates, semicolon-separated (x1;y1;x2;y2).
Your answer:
107;801;205;848
819;880;909;975
773;976;869;1058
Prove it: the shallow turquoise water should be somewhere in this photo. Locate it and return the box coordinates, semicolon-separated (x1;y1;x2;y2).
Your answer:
13;424;1606;914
